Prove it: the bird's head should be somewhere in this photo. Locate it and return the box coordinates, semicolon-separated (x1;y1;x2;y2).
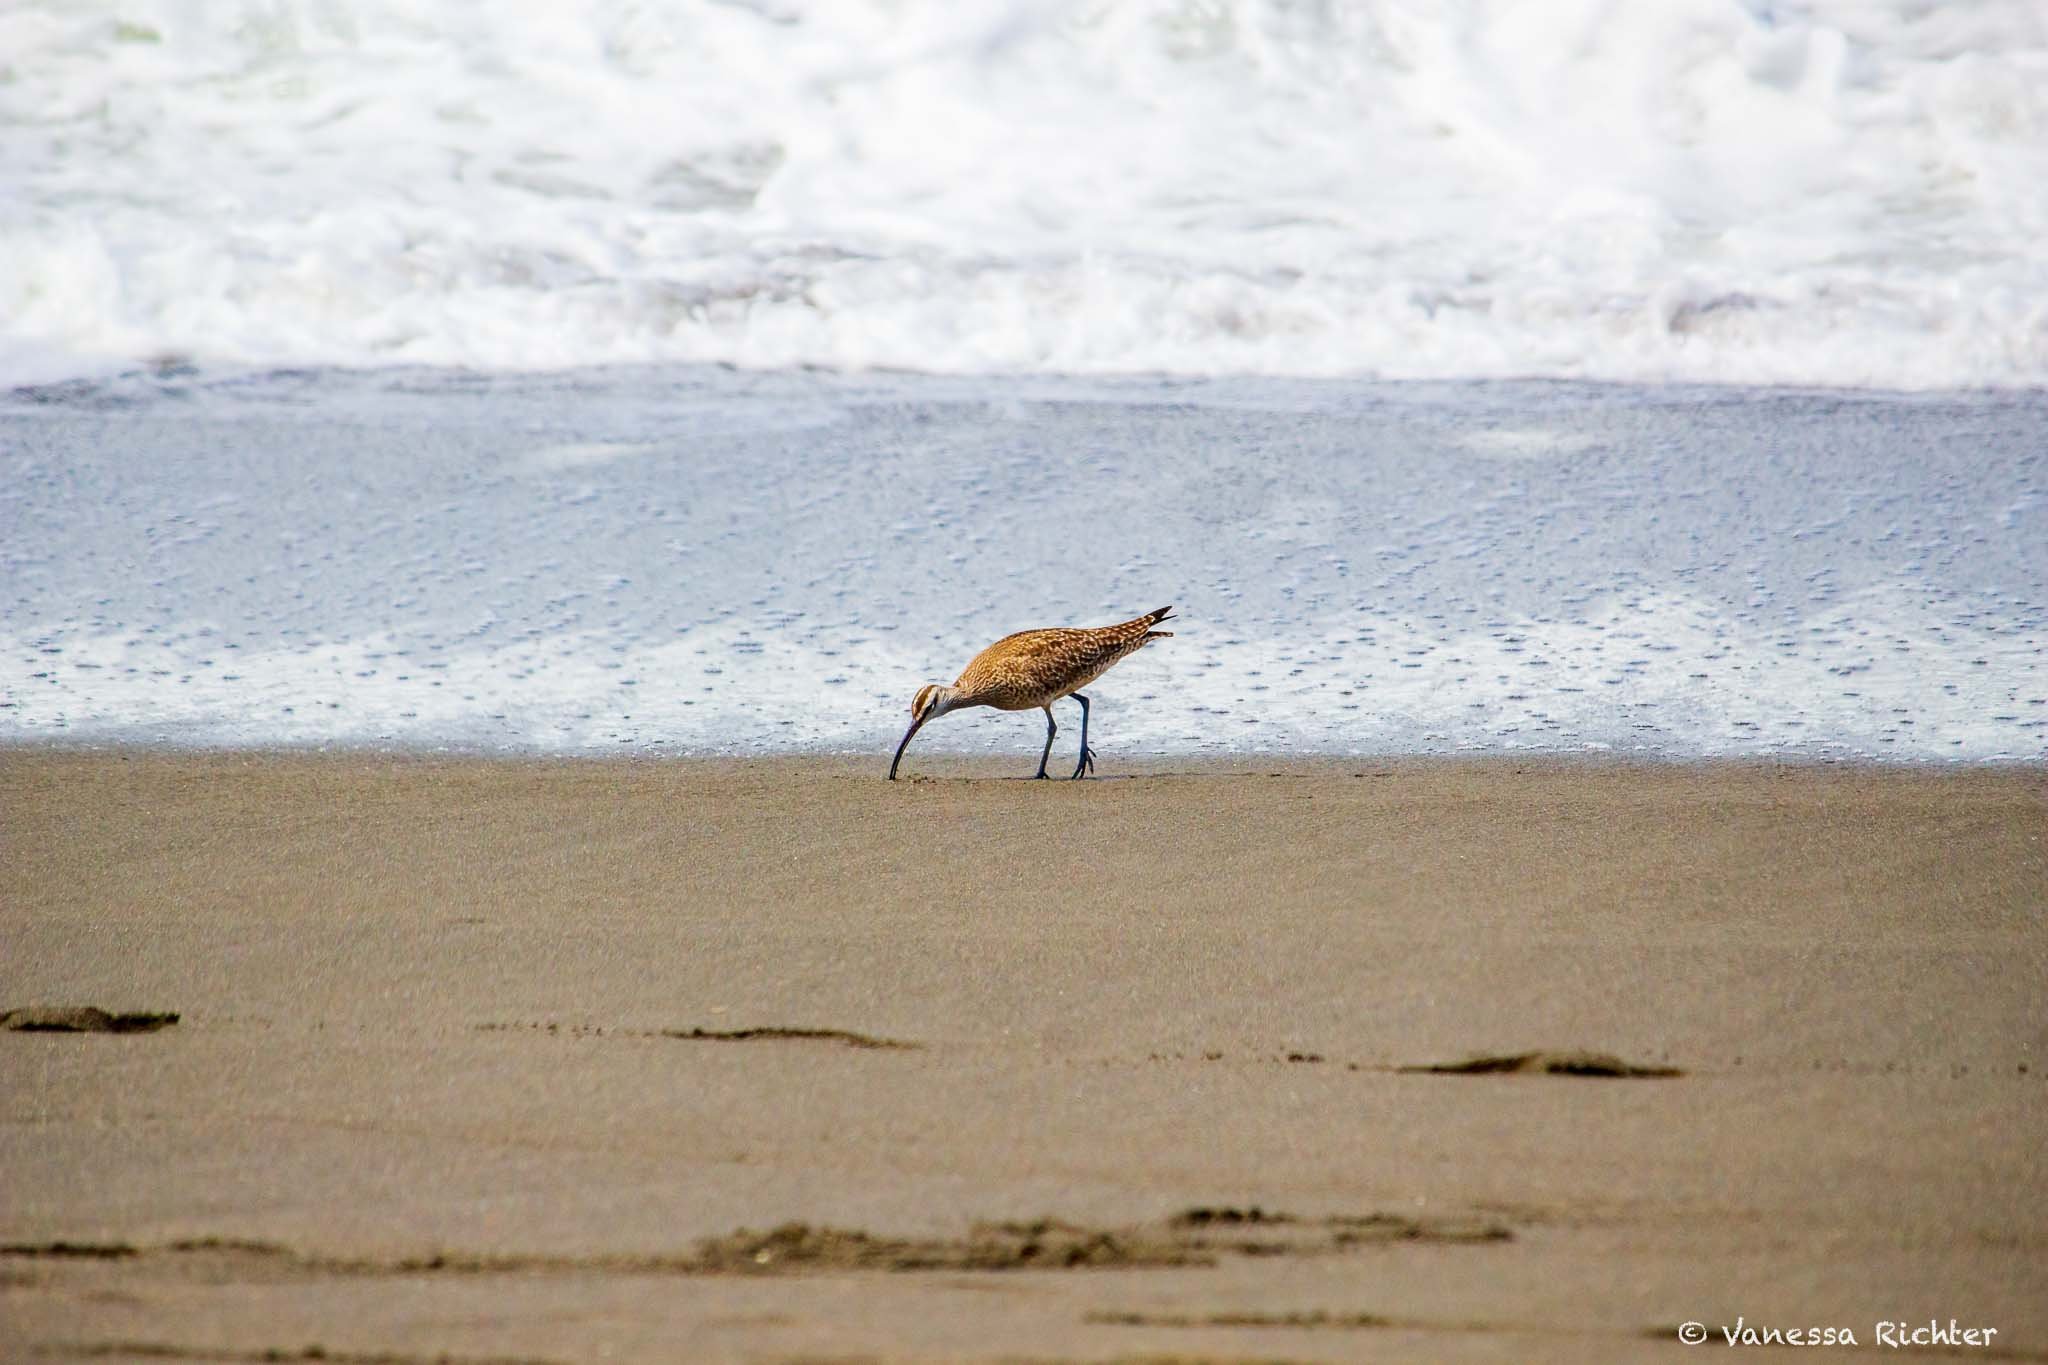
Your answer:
891;684;953;779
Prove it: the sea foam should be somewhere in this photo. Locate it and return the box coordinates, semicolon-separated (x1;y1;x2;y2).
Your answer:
3;0;2046;386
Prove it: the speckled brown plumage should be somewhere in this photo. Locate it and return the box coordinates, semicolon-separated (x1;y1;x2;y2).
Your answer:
889;606;1175;780
950;607;1174;710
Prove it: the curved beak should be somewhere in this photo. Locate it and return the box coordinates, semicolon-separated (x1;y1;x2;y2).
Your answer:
888;711;928;780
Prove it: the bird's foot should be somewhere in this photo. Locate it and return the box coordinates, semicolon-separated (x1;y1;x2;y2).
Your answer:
1032;770;1051;779
1070;745;1097;780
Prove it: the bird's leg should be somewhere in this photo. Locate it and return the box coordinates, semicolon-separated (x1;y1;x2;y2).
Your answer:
1033;706;1057;779
1069;693;1096;779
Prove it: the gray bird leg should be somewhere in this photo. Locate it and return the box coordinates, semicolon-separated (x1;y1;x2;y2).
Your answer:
1034;706;1057;779
1070;693;1096;779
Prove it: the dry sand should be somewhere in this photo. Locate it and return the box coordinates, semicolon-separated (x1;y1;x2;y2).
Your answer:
2;751;2044;1363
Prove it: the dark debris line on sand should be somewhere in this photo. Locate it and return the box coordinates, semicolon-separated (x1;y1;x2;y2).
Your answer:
1;1241;142;1260
1089;1308;1396;1330
1399;1050;1683;1078
40;1343;566;1365
474;1020;919;1050
2;1208;1511;1280
0;1007;180;1034
657;1025;918;1051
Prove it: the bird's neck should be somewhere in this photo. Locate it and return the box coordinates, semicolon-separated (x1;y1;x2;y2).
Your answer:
938;684;994;716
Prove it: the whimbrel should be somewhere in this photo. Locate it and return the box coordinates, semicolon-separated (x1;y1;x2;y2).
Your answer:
888;606;1175;780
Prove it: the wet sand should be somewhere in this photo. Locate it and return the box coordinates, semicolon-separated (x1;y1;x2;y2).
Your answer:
2;752;2044;1362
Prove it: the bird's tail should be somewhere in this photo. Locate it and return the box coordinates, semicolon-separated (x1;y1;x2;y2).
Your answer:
1141;604;1175;642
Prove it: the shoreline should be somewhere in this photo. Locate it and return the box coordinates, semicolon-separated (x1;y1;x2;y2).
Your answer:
6;739;2042;769
14;357;2048;398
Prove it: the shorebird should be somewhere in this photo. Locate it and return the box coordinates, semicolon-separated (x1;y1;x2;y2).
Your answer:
888;606;1175;781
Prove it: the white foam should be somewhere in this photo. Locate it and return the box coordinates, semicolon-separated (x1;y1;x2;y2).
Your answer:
5;586;2035;760
1454;428;1597;460
522;441;661;472
4;2;2047;387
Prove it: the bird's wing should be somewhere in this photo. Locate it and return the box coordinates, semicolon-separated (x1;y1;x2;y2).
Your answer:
953;615;1171;704
955;628;1089;692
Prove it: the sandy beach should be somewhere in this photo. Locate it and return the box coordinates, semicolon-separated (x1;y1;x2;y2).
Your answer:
1;751;2042;1362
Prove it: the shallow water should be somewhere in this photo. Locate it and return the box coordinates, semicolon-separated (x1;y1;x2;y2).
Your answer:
2;367;2041;760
